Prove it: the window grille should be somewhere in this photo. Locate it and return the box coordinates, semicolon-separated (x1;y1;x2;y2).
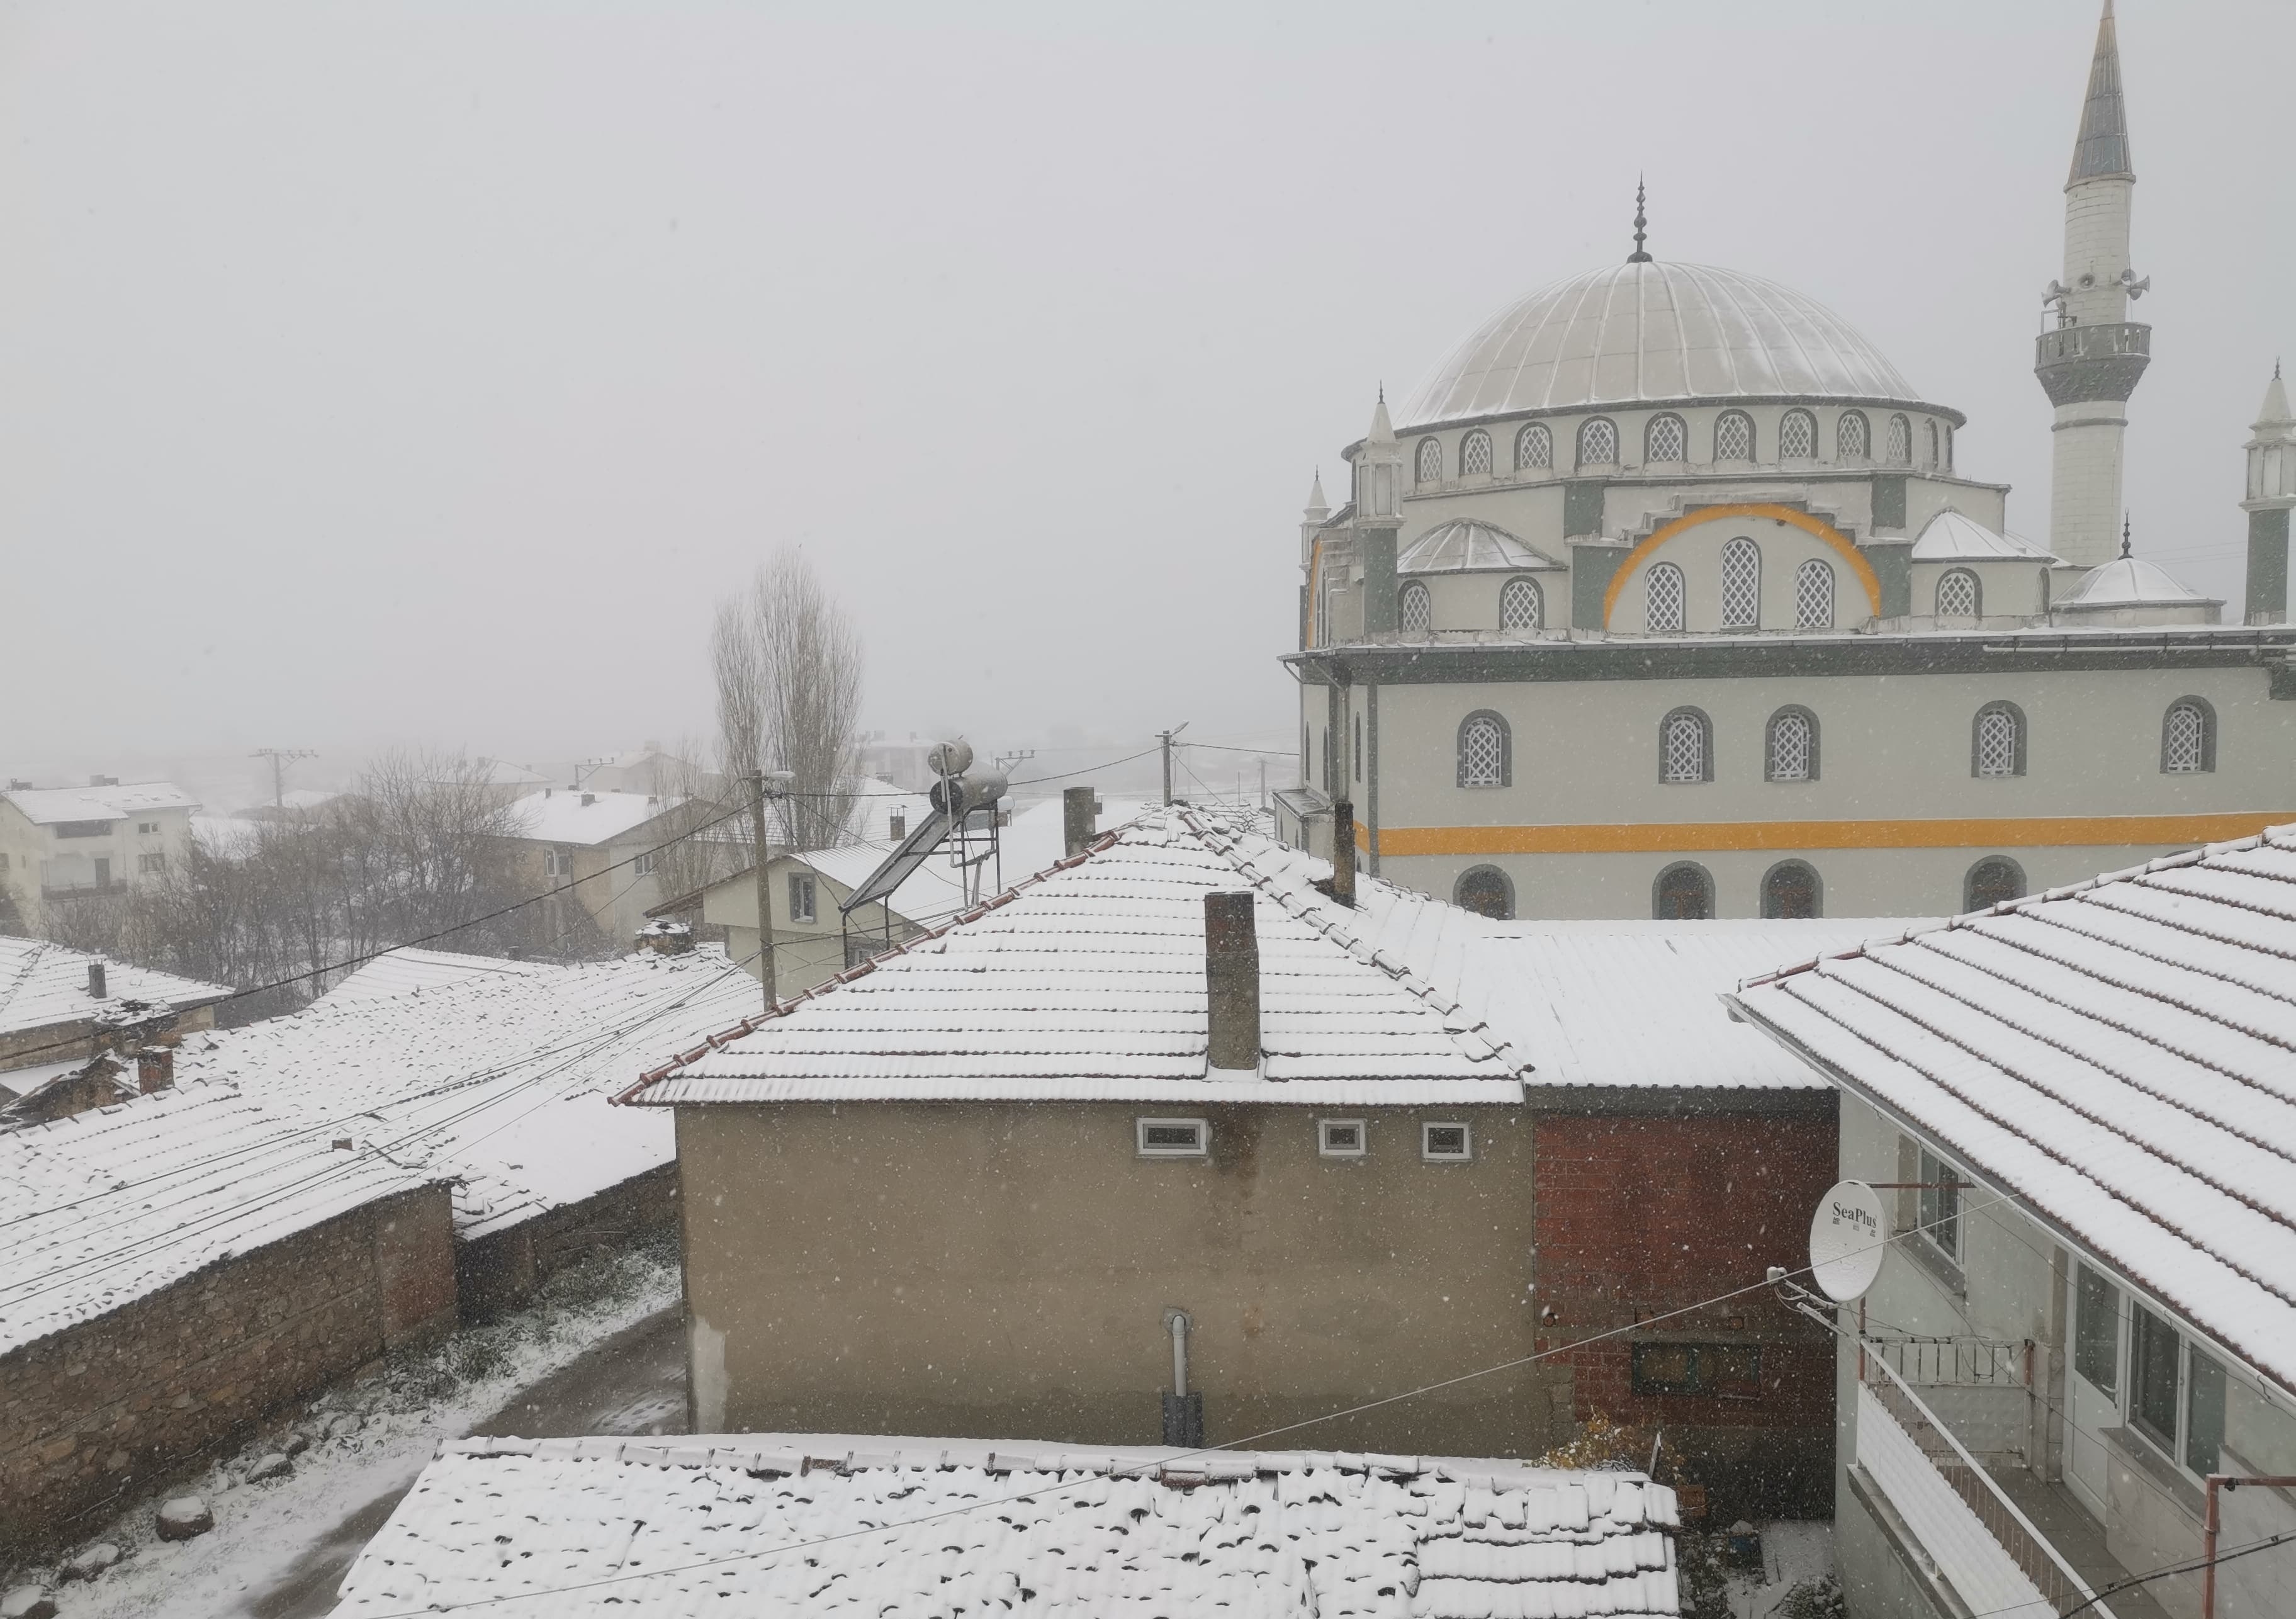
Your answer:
1975;707;2020;777
1460;716;1505;787
1645;562;1685;633
1516;422;1552;471
1936;568;1979;618
1422;1122;1472;1161
1714;411;1754;461
1762;861;1820;920
1398;582;1432;635
1779;410;1816;460
1454;866;1512;920
1886;414;1912;466
2163;703;2207;772
1653;862;1713;920
1768;711;1813;781
1415;437;1443;485
1499;577;1542;631
1964;857;2024;910
1460;430;1492;476
1645;414;1686;463
1662;711;1708;782
1720;538;1761;628
1838;411;1869;460
1319;1119;1366;1158
1577;417;1618;465
1794;559;1834;629
1137;1118;1208;1157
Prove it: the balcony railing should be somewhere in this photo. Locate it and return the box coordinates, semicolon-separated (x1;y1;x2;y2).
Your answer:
41;880;126;904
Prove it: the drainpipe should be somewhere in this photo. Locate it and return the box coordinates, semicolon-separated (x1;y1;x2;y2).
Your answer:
1168;1309;1189;1399
2205;1474;2296;1618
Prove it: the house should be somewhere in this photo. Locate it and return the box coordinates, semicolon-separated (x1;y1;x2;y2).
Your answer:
1727;823;2296;1619
461;757;550;808
0;779;200;932
0;935;232;1125
577;741;718;799
326;1435;1686;1618
503;787;692;945
619;805;1888;1511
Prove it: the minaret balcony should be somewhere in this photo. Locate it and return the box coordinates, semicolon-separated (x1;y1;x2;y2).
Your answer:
2034;321;2150;407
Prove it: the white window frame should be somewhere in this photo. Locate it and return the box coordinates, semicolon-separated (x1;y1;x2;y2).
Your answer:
633;850;656;877
1421;1121;1472;1162
544;847;573;879
1137;1117;1209;1158
1318;1119;1367;1158
789;871;818;923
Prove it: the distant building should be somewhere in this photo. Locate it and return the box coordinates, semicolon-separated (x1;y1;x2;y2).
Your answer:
577;741;719;799
856;731;942;793
0;779;199;932
502;788;690;945
459;757;551;808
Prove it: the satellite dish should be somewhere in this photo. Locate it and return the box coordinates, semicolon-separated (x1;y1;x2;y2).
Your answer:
1808;1180;1888;1302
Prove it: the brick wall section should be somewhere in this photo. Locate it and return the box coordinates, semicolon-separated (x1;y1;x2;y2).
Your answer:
0;1182;456;1553
1532;1100;1839;1516
455;1162;680;1319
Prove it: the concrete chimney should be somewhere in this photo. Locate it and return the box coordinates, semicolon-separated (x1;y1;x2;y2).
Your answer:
87;961;107;1000
1062;786;1099;857
136;1046;174;1093
1203;891;1261;1073
1331;801;1357;909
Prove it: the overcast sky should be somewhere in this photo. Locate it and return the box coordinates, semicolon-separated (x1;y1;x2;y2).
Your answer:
4;0;2289;788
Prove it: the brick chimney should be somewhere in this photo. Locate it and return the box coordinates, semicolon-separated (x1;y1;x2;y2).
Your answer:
1204;891;1261;1073
1330;800;1357;909
136;1046;174;1093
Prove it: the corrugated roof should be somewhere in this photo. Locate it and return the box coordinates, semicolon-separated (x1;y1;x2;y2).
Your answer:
1;781;200;825
311;945;558;1010
509;789;685;847
0;935;233;1047
327;1434;1683;1618
1728;824;2296;1391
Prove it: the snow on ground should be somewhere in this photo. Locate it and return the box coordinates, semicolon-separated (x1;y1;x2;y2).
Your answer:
1718;1520;1838;1619
6;1244;680;1619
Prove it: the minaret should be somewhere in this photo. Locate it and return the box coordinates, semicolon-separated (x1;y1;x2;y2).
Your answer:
1356;392;1404;636
2035;1;2151;569
1298;469;1329;570
2243;365;2296;624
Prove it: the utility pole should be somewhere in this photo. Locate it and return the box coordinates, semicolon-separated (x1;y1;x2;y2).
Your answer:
747;770;794;1013
1156;723;1188;806
251;748;317;809
1258;759;1267;809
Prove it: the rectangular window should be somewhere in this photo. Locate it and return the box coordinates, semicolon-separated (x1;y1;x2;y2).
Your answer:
633;850;656;877
1918;1148;1961;1260
1422;1122;1472;1161
1631;1342;1762;1400
544;849;571;878
789;872;817;923
2185;1350;2227;1475
2074;1265;2120;1394
2129;1303;2181;1451
1137;1118;1208;1158
1319;1119;1366;1158
138;853;165;874
53;820;110;839
137;821;159;835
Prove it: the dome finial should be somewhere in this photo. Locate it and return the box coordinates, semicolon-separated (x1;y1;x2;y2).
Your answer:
2120;512;2132;558
1627;176;1652;264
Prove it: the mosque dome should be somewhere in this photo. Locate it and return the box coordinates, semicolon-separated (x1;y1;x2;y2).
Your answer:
1400;261;1935;429
2054;555;2213;611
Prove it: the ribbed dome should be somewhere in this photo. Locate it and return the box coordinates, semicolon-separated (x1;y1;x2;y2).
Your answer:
1397;519;1562;575
2055;556;2210;609
1401;261;1927;428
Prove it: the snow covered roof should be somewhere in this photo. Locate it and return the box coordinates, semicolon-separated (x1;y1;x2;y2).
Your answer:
470;758;549;787
0;935;233;1048
509;789;685;846
1909;510;2054;563
167;946;767;1241
328;1434;1684;1619
1398;519;1563;575
0;1083;437;1356
2052;553;2217;610
624;807;1529;1107
1727;825;2296;1392
0;780;200;825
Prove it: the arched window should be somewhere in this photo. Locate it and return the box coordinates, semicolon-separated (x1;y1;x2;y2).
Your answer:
1886;414;1913;466
1415;437;1443;487
1765;707;1818;782
1457;711;1510;788
1761;860;1823;920
1653;862;1714;920
1460;429;1493;477
1499;576;1543;631
1398;581;1432;635
1925;420;1940;469
1645;414;1687;463
1838;410;1870;461
1794;558;1835;629
1714;410;1755;462
1660;707;1713;783
2161;699;2215;774
1720;538;1761;628
1517;422;1553;471
1936;568;1981;618
1942;422;1955;473
1779;410;1816;461
1455;866;1514;920
1972;702;2026;779
1645;561;1687;633
1964;857;2025;912
1578;417;1618;466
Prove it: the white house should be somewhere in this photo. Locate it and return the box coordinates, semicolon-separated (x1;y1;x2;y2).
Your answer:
503;788;692;945
0;780;199;931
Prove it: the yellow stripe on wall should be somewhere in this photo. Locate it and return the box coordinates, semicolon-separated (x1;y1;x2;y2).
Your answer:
1372;813;2291;857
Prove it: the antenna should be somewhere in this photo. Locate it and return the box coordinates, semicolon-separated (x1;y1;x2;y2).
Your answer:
250;747;317;810
1808;1180;1887;1302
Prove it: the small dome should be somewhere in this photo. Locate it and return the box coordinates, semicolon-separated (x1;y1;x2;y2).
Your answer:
1402;261;1930;428
1397;519;1562;575
2054;556;2211;609
1911;511;2054;562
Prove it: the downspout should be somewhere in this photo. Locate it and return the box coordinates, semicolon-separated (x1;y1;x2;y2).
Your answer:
1168;1309;1190;1399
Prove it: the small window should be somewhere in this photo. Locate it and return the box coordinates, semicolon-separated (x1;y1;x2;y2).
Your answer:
1936;568;1980;619
1399;582;1432;635
2162;699;2214;774
1499;576;1543;631
1460;430;1492;476
1137;1118;1209;1158
1422;1122;1472;1161
789;871;818;923
633;849;656;877
544;848;573;878
1918;1148;1961;1261
889;813;906;840
1942;422;1955;473
2074;1265;2120;1394
53;820;110;839
1964;856;2025;912
1645;414;1687;464
2129;1303;2180;1451
1631;1342;1761;1400
1644;561;1686;633
1926;420;1940;469
1415;437;1443;487
1760;860;1821;920
1456;711;1510;789
1886;413;1913;466
1838;410;1870;461
1454;865;1514;920
138;852;166;875
1319;1119;1366;1158
1973;702;2025;779
1779;410;1816;460
1719;538;1761;628
1577;417;1618;466
1714;410;1755;462
1516;422;1553;471
1766;708;1818;782
1794;559;1835;629
1653;862;1714;920
2186;1349;2227;1474
1660;708;1711;783
137;821;160;835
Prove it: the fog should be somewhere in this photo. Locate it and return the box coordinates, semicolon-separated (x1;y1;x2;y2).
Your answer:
4;0;2288;783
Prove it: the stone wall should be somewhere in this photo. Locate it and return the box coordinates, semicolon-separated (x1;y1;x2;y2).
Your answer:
0;1182;455;1552
454;1162;680;1318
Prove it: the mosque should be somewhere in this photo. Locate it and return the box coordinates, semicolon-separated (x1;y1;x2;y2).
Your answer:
1278;1;2296;922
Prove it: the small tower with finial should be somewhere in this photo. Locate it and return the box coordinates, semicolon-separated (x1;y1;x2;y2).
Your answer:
1627;178;1652;264
2243;361;2295;623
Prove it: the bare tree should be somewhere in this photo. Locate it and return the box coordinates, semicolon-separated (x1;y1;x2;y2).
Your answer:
641;735;738;909
711;550;865;853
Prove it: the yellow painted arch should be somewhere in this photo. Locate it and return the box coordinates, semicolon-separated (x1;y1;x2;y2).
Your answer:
1601;502;1883;627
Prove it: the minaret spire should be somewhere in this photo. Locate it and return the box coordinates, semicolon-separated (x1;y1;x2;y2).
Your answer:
1626;178;1652;264
2069;1;2132;184
2243;364;2296;625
